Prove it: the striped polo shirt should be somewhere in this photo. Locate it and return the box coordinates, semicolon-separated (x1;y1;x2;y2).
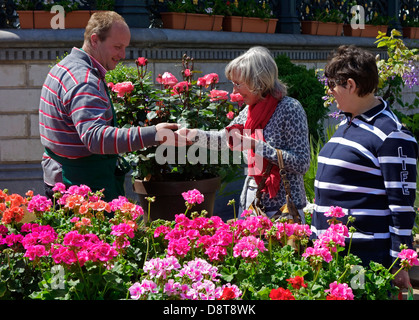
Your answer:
39;47;157;186
311;100;418;267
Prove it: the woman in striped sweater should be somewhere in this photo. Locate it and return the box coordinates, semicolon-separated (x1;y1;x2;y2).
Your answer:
311;45;418;290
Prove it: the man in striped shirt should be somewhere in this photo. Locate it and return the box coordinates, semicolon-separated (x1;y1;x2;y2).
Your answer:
39;11;179;201
312;45;418;290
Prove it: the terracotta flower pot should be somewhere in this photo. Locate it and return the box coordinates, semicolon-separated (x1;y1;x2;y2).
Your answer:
222;15;243;32
185;13;224;31
403;27;419;39
64;11;92;29
301;21;343;36
161;12;223;31
343;24;362;37
133;176;221;221
344;24;387;37
223;16;277;33
18;10;52;29
241;17;277;33
18;10;96;29
160;12;187;30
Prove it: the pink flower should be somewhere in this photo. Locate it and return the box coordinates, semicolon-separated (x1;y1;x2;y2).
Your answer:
233;235;266;260
111;223;135;238
197;77;207;86
4;233;24;247
324;206;345;218
136;57;147;66
182;189;204;205
230;93;244;106
209;89;228;102
167;237;191;258
302;246;333;264
226;111;235;119
200;73;219;87
240;209;253;218
398;249;419;268
27;195;52;213
157;72;178;87
112;81;134;98
63;230;85;247
154;225;172;238
52;182;66;193
184;68;191;77
172;81;190;95
51;244;78;264
24;244;48;260
144;256;181;279
325;281;354;300
315;228;345;252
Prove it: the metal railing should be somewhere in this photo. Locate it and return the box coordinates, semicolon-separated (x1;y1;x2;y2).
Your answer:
1;0;418;32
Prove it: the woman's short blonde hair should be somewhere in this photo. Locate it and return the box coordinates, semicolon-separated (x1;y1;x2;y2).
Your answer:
225;46;287;100
84;11;127;45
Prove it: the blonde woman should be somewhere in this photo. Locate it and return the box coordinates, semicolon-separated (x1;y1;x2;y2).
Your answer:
179;46;310;220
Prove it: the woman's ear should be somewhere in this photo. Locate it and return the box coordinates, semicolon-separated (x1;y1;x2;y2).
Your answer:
347;78;358;94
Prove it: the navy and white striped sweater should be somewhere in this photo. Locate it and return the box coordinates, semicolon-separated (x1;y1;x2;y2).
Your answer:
311;101;418;267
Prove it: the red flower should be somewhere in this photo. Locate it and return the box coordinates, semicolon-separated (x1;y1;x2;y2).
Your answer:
136;57;148;66
326;295;346;300
217;287;236;300
269;287;295;300
225;123;244;149
286;276;307;290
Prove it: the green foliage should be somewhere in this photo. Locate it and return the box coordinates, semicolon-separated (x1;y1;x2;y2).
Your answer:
311;8;344;23
275;54;328;141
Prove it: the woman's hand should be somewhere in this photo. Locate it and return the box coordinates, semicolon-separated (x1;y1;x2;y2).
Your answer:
176;127;198;145
231;131;257;151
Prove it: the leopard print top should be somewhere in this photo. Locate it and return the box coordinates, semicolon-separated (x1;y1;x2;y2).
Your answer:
194;96;311;211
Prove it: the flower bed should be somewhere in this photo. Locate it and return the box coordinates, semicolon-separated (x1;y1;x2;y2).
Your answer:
0;184;417;300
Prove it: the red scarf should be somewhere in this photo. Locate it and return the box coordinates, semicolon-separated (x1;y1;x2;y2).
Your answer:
226;94;281;198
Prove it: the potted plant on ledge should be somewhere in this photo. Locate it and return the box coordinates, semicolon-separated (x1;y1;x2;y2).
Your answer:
16;0;114;29
402;16;419;39
301;8;344;36
159;0;225;31
105;54;243;221
222;0;277;33
343;13;390;38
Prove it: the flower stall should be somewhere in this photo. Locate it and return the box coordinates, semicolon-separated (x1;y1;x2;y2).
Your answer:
0;184;416;300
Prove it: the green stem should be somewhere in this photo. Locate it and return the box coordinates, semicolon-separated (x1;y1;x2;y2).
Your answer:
143;237;150;269
77;261;90;300
387;257;400;273
392;266;404;278
309;264;321;292
269;237;272;261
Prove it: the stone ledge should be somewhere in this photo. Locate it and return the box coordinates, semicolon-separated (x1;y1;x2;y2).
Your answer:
1;28;412;62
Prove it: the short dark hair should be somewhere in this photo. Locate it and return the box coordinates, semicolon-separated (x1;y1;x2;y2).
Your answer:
324;45;379;97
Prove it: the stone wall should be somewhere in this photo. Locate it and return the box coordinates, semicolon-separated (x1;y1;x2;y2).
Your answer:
0;28;418;215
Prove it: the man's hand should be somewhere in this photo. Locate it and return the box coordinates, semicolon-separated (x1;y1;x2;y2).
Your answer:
176;127;198;145
156;123;187;146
